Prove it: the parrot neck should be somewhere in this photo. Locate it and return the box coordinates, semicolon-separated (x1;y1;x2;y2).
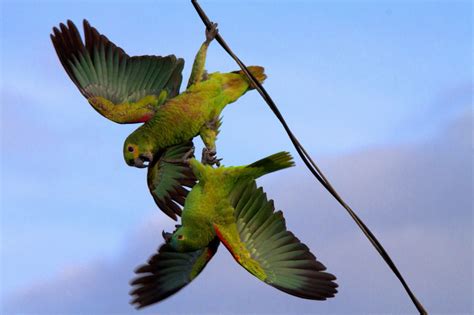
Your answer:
134;117;171;152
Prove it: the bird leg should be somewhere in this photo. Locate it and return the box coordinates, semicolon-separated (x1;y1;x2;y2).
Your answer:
186;23;218;88
200;116;222;166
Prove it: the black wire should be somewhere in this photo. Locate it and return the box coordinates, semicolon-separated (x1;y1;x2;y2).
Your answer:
190;1;427;314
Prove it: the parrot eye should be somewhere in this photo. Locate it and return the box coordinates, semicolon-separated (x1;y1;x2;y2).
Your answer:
177;235;184;240
128;146;134;152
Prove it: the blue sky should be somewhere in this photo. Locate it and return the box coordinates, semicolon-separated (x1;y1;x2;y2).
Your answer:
1;0;472;314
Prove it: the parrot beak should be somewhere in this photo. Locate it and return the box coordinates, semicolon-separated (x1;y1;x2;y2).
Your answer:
162;230;173;243
133;152;154;168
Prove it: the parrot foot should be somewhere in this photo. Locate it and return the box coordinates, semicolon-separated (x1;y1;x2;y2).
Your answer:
205;22;218;44
201;147;222;167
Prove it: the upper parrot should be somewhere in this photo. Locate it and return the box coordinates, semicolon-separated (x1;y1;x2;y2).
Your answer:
130;152;338;308
51;19;266;167
51;20;266;219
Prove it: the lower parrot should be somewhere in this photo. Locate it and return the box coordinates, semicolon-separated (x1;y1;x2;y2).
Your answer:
130;152;338;308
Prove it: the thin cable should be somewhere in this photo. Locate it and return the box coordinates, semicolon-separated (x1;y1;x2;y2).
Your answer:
190;1;427;314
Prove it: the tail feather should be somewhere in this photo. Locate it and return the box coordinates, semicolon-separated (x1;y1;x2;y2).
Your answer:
247;151;294;178
233;66;266;89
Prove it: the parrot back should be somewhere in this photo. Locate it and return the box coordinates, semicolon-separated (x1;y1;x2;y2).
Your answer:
142;66;267;149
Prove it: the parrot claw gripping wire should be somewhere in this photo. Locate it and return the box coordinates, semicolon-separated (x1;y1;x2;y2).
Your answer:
190;1;427;314
205;22;218;44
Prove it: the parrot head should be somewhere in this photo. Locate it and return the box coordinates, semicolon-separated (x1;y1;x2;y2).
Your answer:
123;132;155;168
168;227;202;252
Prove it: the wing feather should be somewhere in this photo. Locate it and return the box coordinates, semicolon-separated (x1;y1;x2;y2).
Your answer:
147;141;197;220
130;238;219;309
214;181;338;300
51;20;184;123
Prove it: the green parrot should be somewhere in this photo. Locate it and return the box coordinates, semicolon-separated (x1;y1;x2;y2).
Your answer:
51;20;266;219
130;152;338;308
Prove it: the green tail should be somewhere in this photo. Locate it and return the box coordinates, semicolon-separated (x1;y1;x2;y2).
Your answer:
247;151;294;179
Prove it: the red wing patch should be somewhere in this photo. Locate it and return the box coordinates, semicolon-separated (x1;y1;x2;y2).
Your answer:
136;113;154;123
213;224;241;263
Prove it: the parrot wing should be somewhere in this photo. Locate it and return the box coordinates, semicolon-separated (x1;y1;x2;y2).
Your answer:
130;237;220;308
51;20;184;124
213;181;338;300
147;141;197;220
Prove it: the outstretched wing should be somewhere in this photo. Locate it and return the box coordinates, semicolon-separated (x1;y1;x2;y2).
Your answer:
147;141;197;220
130;237;220;309
214;181;338;300
51;20;184;124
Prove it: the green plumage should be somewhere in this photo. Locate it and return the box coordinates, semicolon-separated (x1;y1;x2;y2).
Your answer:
51;19;265;167
51;20;183;124
130;237;220;309
147;141;197;220
122;66;266;168
130;152;337;308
